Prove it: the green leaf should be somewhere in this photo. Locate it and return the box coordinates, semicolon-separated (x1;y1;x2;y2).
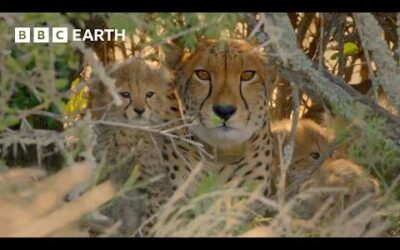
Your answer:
55;79;69;91
211;113;225;127
53;44;67;56
344;42;360;56
4;115;20;127
46;118;60;130
5;57;22;72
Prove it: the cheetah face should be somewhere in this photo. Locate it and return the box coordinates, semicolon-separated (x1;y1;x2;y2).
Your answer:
117;85;157;125
178;40;275;146
272;119;336;171
291;120;335;169
93;59;173;125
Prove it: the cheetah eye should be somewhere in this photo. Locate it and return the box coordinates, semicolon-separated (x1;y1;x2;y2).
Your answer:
309;152;321;160
119;91;131;99
240;70;256;82
194;70;211;81
145;91;155;98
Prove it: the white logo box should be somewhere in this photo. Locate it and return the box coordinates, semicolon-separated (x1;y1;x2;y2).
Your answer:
14;27;125;44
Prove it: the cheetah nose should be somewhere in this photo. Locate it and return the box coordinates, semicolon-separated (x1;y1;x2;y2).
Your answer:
213;105;237;121
134;108;145;115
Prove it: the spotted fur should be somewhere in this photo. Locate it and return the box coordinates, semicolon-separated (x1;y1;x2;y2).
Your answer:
87;58;182;235
145;40;278;233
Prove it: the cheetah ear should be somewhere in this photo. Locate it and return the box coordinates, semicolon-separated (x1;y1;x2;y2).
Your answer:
158;41;184;70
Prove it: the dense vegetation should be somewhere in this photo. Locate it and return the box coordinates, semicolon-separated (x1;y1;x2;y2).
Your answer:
1;13;400;236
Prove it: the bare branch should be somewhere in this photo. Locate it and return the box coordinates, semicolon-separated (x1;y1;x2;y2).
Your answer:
256;13;400;144
353;13;400;112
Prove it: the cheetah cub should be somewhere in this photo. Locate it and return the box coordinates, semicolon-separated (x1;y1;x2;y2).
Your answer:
85;58;181;235
271;119;335;198
271;119;379;204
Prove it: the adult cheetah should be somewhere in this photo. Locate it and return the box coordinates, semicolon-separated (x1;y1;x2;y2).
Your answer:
148;39;278;230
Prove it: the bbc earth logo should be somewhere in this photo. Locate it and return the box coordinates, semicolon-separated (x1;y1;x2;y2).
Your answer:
14;27;126;43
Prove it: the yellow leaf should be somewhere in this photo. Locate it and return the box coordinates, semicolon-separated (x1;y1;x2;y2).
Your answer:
344;42;360;56
64;77;89;116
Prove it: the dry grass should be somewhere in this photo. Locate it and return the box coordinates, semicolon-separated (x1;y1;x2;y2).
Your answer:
0;163;116;237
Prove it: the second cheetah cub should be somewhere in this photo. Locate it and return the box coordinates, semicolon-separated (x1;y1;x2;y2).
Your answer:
271;119;335;198
271;119;379;201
